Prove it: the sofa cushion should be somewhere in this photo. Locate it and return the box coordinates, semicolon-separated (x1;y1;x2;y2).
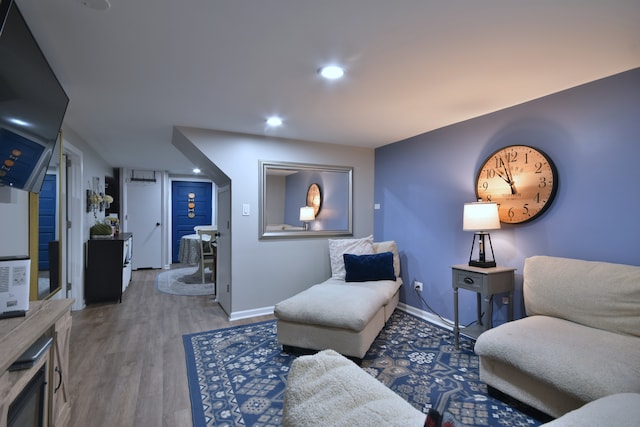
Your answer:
474;315;640;402
274;278;401;332
373;240;401;277
328;235;374;280
344;252;395;282
524;256;640;337
540;393;640;427
283;349;426;427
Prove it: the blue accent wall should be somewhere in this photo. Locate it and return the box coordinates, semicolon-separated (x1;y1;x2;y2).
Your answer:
374;68;640;326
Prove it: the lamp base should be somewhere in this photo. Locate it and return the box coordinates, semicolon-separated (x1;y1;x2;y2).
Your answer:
469;260;496;268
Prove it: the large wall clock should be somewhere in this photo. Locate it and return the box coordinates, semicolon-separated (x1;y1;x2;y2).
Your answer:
475;145;558;224
306;183;322;217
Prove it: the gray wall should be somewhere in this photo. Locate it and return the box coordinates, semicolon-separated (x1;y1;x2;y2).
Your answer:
173;127;375;318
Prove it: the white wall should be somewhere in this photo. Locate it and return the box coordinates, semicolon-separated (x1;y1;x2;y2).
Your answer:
0;188;29;257
173;127;375;318
60;126;114;308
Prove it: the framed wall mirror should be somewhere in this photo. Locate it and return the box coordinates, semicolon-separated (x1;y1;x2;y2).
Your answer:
259;161;353;239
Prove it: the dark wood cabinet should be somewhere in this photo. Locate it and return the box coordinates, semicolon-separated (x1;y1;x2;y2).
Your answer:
85;233;133;304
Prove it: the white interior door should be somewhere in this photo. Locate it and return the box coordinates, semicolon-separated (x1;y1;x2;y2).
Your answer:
216;184;231;315
62;141;84;311
126;176;162;269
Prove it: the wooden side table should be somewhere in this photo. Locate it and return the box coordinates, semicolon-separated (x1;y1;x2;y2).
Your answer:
452;264;515;349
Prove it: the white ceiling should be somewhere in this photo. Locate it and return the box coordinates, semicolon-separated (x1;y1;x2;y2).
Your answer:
15;0;640;175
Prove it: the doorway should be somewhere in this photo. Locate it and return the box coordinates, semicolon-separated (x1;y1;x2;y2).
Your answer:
125;173;163;270
170;180;213;263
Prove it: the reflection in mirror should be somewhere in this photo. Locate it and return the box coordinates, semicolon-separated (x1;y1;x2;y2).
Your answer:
259;161;353;239
30;137;62;300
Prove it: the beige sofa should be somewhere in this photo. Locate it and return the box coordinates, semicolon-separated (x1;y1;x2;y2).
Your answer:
274;237;401;359
475;255;640;418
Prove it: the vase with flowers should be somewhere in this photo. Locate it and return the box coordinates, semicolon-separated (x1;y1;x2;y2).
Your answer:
105;216;120;235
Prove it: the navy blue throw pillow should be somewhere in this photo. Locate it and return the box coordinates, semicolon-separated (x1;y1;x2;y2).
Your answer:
343;252;396;282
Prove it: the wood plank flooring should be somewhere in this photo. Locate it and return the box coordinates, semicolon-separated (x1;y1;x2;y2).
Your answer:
68;267;273;427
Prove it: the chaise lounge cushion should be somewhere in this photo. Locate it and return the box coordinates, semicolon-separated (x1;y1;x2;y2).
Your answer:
328;235;374;280
274;278;401;332
372;240;401;278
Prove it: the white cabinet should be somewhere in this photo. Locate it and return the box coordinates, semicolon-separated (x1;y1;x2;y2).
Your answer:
122;235;132;293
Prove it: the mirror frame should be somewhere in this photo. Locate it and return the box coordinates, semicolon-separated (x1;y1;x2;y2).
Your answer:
259;161;353;239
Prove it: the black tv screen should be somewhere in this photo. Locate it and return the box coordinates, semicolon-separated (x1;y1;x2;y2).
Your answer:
0;0;69;193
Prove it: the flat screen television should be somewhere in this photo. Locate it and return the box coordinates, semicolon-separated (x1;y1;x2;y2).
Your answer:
0;0;69;193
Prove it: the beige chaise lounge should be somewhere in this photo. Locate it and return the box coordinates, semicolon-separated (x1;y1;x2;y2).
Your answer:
274;237;401;359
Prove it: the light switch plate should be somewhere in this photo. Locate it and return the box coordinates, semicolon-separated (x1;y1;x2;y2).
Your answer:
242;203;250;216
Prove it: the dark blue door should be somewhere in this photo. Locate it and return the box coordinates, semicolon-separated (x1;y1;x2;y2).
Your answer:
38;174;57;270
171;181;213;263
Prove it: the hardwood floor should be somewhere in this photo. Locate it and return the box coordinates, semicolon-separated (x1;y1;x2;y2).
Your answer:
68;267;273;427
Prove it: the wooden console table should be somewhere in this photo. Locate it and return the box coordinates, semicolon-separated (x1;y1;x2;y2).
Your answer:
0;299;74;427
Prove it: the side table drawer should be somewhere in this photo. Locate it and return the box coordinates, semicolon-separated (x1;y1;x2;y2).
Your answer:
453;269;484;291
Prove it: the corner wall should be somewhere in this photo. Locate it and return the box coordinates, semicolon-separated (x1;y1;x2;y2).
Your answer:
173;128;375;318
374;68;640;326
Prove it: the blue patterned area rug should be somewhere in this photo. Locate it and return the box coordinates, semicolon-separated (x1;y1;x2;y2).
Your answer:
182;311;542;427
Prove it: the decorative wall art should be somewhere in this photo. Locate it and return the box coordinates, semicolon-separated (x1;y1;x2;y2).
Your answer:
188;192;196;218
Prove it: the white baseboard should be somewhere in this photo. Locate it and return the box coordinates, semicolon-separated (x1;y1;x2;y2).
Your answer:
397;303;454;331
229;306;275;322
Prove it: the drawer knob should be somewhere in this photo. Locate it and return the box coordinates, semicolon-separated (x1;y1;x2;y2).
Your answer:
463;277;474;284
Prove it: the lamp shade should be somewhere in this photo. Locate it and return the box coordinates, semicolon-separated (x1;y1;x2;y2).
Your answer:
299;206;315;222
463;202;500;231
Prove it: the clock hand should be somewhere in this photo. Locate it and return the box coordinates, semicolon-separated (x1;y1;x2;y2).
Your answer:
494;168;510;184
501;157;517;195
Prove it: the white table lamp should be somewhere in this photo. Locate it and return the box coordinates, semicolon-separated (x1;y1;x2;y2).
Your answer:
299;206;315;231
463;201;500;268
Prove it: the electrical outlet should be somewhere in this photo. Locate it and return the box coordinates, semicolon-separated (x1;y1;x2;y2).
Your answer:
414;281;423;292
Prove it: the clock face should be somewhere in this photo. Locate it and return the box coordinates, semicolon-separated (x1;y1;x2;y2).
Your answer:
306;183;322;217
475;145;558;224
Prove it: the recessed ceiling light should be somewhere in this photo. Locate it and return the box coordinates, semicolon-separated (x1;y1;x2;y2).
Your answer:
266;116;283;127
193;168;201;174
318;65;345;80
